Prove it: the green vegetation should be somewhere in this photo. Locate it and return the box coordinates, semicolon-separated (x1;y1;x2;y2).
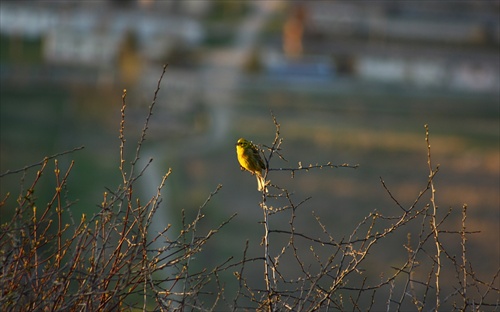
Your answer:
0;35;44;64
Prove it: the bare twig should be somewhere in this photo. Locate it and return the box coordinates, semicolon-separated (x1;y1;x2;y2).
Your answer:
129;64;168;181
425;124;441;311
0;146;84;177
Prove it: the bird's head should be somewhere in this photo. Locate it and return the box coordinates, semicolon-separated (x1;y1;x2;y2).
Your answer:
236;138;250;147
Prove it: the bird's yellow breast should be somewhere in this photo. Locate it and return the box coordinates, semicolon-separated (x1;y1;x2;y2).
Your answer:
236;144;261;173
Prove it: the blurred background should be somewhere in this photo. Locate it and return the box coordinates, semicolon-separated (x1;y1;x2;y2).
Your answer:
1;0;499;308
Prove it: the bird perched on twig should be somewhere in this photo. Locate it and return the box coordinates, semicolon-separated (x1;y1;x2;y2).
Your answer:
236;138;267;192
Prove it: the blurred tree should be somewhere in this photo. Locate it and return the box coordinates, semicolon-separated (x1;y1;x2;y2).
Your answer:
118;31;143;87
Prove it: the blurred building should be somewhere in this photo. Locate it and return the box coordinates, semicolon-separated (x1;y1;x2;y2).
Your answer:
266;1;499;93
1;0;498;93
303;1;500;92
0;1;204;86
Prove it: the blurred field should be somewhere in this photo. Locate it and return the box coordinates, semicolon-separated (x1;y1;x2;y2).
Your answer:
1;74;498;308
218;81;499;274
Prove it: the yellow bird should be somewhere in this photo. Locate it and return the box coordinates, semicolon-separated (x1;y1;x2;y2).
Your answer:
236;138;267;192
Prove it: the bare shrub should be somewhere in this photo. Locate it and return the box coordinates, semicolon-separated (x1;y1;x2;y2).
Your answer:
1;66;498;311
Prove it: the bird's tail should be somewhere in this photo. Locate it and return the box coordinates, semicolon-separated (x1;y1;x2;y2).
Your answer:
256;173;268;193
